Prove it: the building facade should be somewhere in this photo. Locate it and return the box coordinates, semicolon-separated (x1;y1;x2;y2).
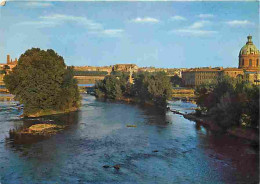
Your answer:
112;64;138;72
182;67;221;87
182;35;260;87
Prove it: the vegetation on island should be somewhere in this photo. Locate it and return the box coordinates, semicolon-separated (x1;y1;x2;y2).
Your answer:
170;75;184;87
95;71;172;109
4;48;81;117
195;76;259;129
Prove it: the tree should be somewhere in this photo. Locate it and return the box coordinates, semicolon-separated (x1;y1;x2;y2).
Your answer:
94;74;128;100
170;75;183;87
195;75;259;129
95;71;172;109
4;48;80;116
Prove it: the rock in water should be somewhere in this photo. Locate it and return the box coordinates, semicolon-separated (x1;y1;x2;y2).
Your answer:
126;125;137;128
113;165;120;170
103;165;110;168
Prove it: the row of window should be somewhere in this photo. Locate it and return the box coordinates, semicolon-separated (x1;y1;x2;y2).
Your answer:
240;59;259;66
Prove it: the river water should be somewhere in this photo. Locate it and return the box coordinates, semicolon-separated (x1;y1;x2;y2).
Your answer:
0;94;258;183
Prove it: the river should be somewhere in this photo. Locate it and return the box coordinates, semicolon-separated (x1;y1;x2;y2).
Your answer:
0;94;259;183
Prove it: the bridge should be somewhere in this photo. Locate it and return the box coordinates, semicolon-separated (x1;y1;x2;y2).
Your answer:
78;84;95;95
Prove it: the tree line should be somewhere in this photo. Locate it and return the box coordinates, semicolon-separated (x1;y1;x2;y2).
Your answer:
195;76;259;129
95;72;172;110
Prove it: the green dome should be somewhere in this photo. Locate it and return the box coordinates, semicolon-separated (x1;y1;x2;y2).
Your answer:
239;36;259;55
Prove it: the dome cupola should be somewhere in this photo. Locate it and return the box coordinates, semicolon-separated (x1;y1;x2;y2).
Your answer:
238;35;260;70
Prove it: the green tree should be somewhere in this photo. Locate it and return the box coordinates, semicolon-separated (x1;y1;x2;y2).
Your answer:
4;48;80;116
195;75;259;129
95;71;172;109
170;75;183;87
95;74;127;100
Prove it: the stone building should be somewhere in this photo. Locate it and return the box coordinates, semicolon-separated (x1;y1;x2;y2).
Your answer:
220;68;244;79
73;66;112;74
112;64;138;72
0;55;18;71
182;35;260;87
182;67;221;87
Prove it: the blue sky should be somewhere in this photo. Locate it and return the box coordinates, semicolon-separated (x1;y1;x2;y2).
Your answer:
0;1;259;68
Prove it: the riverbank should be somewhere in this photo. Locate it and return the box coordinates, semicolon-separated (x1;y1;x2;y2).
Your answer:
183;113;259;144
97;96;167;111
26;107;79;118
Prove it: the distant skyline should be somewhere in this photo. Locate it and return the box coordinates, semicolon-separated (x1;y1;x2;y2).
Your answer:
0;1;259;68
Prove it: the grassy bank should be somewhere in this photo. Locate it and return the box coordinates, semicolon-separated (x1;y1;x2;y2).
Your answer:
26;107;79;118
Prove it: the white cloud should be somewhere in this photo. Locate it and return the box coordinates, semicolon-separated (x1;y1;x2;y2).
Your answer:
170;16;186;21
40;14;103;30
101;29;124;37
172;29;217;36
24;2;53;8
17;20;58;28
131;17;159;23
16;14;123;37
198;14;214;18
226;20;254;27
171;20;216;36
189;20;210;29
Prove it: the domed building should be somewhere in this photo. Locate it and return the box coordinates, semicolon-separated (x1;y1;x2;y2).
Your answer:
182;35;260;87
239;35;259;70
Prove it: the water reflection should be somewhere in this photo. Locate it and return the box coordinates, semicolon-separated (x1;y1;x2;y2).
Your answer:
0;94;258;184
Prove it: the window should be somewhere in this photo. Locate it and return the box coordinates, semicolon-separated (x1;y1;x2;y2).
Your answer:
257;59;259;66
249;59;252;66
242;59;244;66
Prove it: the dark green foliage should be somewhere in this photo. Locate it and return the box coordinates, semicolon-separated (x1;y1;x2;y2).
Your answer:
95;71;172;109
195;76;259;129
133;72;172;108
4;48;80;116
95;74;128;99
0;70;5;74
170;75;183;87
74;70;108;76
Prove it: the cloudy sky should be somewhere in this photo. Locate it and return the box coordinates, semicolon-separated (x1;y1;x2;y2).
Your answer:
0;1;259;68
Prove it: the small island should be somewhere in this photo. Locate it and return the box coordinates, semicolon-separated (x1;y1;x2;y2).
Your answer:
4;48;81;117
94;71;172;110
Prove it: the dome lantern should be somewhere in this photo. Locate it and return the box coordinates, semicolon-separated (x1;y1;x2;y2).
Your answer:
247;35;253;44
